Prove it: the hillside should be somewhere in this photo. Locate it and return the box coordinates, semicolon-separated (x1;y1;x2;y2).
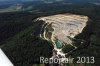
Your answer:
0;1;100;66
35;14;92;65
2;20;53;66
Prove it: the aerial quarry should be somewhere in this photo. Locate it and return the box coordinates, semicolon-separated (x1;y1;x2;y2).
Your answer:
35;14;88;64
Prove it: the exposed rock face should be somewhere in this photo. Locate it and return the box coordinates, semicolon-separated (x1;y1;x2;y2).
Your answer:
36;14;88;44
35;14;89;64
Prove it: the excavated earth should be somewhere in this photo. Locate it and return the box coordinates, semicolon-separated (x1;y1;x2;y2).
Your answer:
36;14;88;44
35;14;89;63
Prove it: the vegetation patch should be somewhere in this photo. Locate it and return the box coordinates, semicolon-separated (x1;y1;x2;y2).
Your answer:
45;23;54;40
62;45;75;53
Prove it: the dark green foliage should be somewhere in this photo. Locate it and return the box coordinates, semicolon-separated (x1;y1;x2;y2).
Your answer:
2;23;53;66
2;37;53;66
62;45;74;53
45;24;54;39
0;12;37;45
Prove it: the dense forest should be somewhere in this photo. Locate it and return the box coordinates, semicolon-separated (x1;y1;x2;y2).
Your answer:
0;12;38;45
1;20;53;66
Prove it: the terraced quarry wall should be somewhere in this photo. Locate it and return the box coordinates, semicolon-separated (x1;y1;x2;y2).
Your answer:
36;14;88;45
